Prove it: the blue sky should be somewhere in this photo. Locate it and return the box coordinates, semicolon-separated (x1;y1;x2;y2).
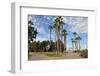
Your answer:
28;15;88;49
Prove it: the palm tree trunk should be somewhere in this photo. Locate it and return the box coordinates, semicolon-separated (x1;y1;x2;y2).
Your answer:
72;41;73;51
58;30;60;53
55;29;57;51
49;29;51;52
64;35;66;52
79;40;80;50
56;27;59;55
61;25;63;53
66;36;67;52
57;26;61;53
75;42;76;51
76;41;78;51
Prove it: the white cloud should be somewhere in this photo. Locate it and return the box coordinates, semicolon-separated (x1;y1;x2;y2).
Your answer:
69;18;88;33
36;36;48;42
63;16;88;33
62;17;69;24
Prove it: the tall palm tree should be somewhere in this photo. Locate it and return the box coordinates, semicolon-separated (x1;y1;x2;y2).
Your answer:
78;36;81;50
60;20;65;52
62;29;67;52
48;25;53;51
52;16;65;55
76;36;82;50
71;38;74;51
73;32;77;50
53;16;61;53
53;22;57;51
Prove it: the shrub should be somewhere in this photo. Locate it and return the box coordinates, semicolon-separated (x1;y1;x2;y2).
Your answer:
80;49;88;58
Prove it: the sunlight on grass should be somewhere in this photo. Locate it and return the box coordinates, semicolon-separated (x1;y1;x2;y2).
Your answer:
29;51;67;57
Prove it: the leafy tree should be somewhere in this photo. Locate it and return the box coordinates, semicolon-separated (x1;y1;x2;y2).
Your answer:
28;20;38;53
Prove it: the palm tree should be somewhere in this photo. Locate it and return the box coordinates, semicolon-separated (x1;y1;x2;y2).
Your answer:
53;22;57;51
48;25;53;51
76;36;82;50
78;36;81;50
60;20;65;52
73;32;77;50
71;38;74;51
73;32;77;39
54;16;64;52
62;29;67;53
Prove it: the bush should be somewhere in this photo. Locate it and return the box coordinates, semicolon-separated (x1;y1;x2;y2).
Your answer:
73;50;80;53
80;49;88;58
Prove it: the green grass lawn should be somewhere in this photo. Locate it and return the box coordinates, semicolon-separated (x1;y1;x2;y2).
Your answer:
29;51;67;57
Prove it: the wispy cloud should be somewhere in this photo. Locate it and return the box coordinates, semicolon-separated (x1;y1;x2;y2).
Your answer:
62;16;88;33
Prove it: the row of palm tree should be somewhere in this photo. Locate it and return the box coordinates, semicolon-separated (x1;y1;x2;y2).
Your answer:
48;16;82;54
48;16;67;54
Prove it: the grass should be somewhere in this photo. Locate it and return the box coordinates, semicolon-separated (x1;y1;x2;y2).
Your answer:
45;52;66;57
28;54;32;60
29;51;67;57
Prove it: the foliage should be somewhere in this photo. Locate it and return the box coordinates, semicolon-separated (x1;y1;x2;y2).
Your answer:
29;40;56;52
62;29;67;35
28;20;38;53
73;50;80;53
80;49;88;58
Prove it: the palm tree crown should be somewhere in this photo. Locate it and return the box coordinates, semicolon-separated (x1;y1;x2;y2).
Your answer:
62;29;67;35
